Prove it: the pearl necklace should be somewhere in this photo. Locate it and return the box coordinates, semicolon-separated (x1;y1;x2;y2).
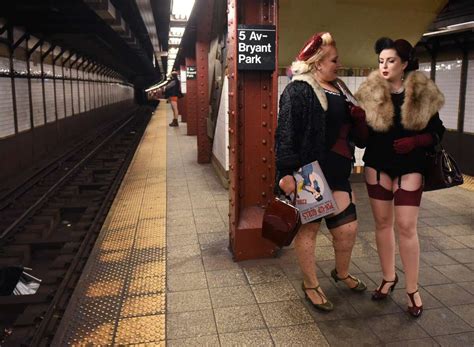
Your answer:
392;86;405;94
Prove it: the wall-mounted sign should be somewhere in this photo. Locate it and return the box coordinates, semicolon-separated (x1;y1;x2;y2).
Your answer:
180;69;187;94
186;66;197;79
237;24;276;71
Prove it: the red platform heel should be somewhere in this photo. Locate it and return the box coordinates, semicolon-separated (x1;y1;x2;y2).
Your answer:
407;289;423;318
371;273;398;301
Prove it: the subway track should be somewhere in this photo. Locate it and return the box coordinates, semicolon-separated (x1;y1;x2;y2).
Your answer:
0;106;153;346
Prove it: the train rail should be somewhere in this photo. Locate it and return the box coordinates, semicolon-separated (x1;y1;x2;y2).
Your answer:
0;106;153;346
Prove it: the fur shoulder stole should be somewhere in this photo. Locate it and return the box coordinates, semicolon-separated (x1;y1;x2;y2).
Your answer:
355;70;445;131
291;73;328;111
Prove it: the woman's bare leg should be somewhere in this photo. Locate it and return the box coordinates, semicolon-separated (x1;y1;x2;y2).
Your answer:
170;100;179;120
393;173;423;307
366;167;397;291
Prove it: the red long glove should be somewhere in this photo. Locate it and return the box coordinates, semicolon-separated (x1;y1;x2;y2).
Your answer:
350;105;366;122
393;133;434;154
350;105;368;145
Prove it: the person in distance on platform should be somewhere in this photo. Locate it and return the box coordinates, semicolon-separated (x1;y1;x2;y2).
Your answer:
275;32;368;312
165;70;183;127
354;37;445;318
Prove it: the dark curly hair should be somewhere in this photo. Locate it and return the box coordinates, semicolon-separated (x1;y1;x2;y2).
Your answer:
374;37;419;72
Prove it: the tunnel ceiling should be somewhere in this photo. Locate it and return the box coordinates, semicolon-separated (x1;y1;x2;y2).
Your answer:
278;0;449;69
1;0;170;87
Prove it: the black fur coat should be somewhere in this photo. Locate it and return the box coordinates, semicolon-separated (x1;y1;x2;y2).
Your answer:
274;79;326;191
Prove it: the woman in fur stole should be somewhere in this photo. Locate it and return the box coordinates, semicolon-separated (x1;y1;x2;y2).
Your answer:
354;38;445;317
275;32;368;312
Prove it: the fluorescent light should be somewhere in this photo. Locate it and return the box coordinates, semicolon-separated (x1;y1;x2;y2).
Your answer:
171;0;195;20
423;21;474;37
145;79;169;92
170;26;185;37
169;37;182;45
447;21;474;30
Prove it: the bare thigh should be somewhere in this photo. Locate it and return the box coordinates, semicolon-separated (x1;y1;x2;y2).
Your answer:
365;167;393;190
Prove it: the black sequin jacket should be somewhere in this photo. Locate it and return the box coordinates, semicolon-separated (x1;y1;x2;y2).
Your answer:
274;80;326;192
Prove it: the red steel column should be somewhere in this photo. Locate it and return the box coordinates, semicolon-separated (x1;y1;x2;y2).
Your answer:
227;0;278;260
179;64;187;122
185;57;198;135
195;0;213;163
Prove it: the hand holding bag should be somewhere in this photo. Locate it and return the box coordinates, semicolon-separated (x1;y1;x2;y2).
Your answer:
424;144;463;191
262;193;300;248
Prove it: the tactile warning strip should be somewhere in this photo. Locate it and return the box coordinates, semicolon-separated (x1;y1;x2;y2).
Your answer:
461;175;474;192
52;106;168;345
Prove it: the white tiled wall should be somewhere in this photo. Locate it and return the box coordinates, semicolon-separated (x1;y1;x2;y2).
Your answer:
101;83;105;106
44;79;55;123
43;64;54;77
212;76;229;171
97;83;102;107
418;62;431;78
13;59;27;74
73;80;80;115
338;76;367;96
30;60;42;75
31;78;45;126
464;59;474;134
78;81;84;114
15;78;31;132
0;55;134;139
0;77;14;137
90;80;95;109
277;75;291;104
105;83;108;105
85;81;91;112
0;56;10;73
65;80;73;117
94;82;99;109
55;80;65;119
436;60;462;130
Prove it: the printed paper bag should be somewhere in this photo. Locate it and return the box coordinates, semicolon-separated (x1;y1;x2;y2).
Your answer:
293;161;338;224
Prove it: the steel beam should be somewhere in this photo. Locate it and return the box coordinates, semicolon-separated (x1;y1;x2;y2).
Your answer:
8;27;18;134
196;0;214;163
27;39;44;58
227;0;278;260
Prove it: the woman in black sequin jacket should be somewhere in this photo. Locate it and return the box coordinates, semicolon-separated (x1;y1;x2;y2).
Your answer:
275;32;368;312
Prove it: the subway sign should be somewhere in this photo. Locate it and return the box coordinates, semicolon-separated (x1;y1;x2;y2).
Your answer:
186;66;196;79
237;24;276;71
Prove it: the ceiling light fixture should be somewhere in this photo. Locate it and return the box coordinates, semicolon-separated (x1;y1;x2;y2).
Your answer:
171;0;195;21
423;21;474;37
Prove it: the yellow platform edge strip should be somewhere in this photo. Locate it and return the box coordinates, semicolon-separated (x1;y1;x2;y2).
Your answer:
58;106;168;345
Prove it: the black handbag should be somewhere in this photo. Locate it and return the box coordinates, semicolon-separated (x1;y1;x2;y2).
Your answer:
424;144;463;192
262;193;300;248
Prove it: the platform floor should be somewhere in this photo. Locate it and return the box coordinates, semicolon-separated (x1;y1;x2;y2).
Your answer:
54;102;474;346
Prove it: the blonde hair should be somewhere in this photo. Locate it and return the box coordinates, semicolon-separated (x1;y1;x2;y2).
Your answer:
291;32;336;75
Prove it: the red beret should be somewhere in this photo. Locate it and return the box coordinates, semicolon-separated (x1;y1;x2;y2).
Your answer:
297;32;326;61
